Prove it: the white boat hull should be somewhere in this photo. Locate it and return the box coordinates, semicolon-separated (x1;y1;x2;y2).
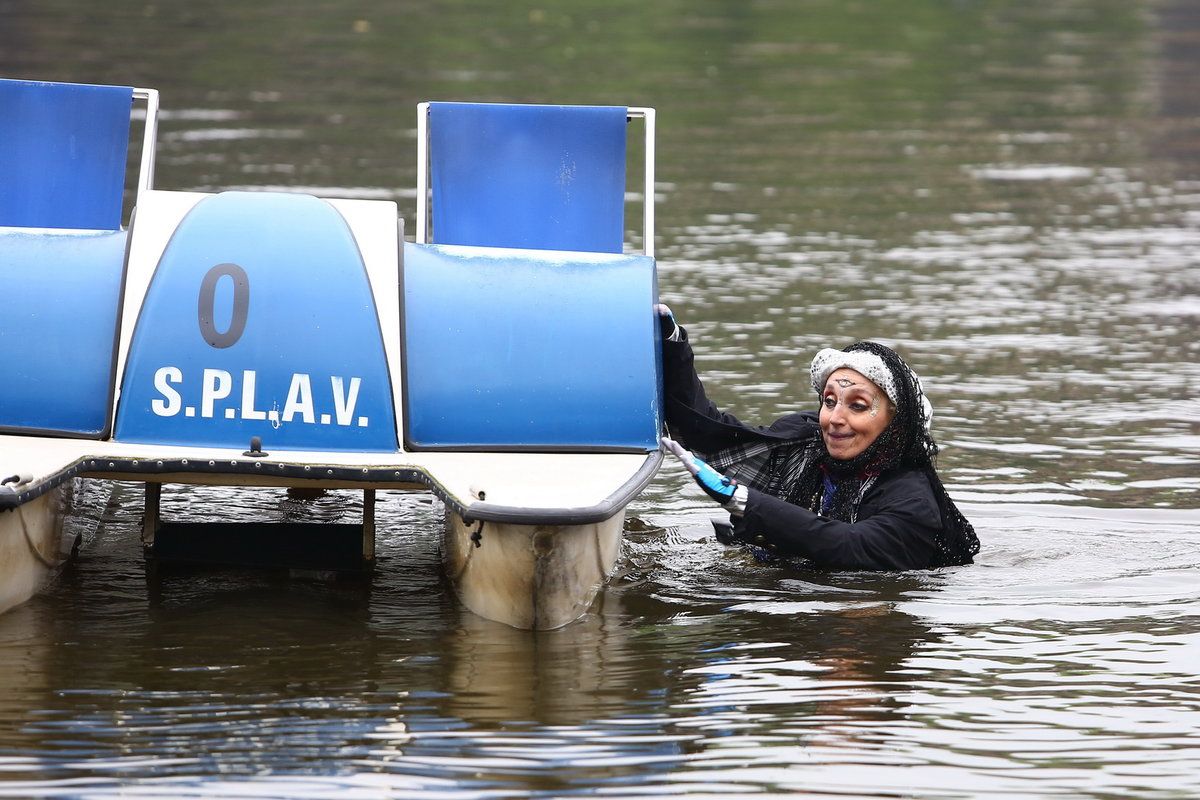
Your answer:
443;509;624;630
0;482;81;614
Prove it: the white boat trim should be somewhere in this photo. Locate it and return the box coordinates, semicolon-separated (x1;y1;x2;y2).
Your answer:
0;435;661;527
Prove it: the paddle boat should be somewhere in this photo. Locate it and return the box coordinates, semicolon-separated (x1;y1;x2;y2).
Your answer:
0;79;662;629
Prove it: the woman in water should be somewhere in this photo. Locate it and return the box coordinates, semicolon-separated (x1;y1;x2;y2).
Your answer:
658;307;979;570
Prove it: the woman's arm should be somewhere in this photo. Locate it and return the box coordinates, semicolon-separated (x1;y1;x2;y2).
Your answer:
663;325;818;454
736;483;943;570
662;326;756;435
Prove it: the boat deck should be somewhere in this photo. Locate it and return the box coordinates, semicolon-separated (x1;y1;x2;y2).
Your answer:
0;435;660;525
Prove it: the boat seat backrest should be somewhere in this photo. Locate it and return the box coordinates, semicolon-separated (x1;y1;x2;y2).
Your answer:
0;78;135;231
425;102;629;254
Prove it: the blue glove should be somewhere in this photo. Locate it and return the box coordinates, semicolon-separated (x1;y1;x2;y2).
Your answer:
661;436;747;512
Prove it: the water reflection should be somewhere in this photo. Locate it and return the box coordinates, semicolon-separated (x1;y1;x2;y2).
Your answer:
672;587;938;744
0;494;1196;797
442;595;634;727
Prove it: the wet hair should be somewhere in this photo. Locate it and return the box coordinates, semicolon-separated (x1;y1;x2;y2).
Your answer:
792;341;980;567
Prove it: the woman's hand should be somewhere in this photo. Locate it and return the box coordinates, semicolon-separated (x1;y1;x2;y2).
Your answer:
661;436;748;514
654;303;680;341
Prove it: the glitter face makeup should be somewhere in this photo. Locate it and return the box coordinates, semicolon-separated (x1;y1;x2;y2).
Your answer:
824;377;883;417
819;368;895;460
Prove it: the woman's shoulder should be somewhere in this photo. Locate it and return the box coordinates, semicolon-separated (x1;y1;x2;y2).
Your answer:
764;410;819;439
862;465;941;523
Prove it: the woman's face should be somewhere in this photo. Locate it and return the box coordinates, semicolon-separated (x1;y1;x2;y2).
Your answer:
819;368;895;460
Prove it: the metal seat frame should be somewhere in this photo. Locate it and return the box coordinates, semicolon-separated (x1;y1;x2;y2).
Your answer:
130;87;161;204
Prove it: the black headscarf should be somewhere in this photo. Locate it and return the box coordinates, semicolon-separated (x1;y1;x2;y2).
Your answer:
790;341;980;567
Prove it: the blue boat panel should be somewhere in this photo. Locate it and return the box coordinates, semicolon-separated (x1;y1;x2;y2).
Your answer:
116;192;397;452
403;242;662;451
429;102;627;254
0;229;128;436
0;79;133;231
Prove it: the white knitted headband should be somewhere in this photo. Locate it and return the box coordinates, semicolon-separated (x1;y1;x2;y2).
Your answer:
810;347;933;431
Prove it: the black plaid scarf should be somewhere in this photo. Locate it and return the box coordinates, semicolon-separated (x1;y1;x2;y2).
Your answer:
701;433;879;522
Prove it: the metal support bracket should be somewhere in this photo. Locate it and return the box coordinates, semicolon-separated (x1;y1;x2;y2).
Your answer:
142;482;161;549
362;488;375;562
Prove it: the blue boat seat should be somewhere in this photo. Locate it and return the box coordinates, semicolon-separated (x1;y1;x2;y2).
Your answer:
419;102;654;254
402;242;662;452
0;78;136;231
0;229;128;436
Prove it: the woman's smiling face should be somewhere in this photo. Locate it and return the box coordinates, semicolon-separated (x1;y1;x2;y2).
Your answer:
819;368;895;460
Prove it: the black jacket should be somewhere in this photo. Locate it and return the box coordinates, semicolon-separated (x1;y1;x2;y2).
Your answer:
664;329;945;570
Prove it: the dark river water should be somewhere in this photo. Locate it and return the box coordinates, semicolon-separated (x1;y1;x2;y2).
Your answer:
2;1;1199;797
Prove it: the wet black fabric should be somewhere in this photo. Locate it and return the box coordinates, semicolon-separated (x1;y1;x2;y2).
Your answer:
663;329;971;571
737;474;942;569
